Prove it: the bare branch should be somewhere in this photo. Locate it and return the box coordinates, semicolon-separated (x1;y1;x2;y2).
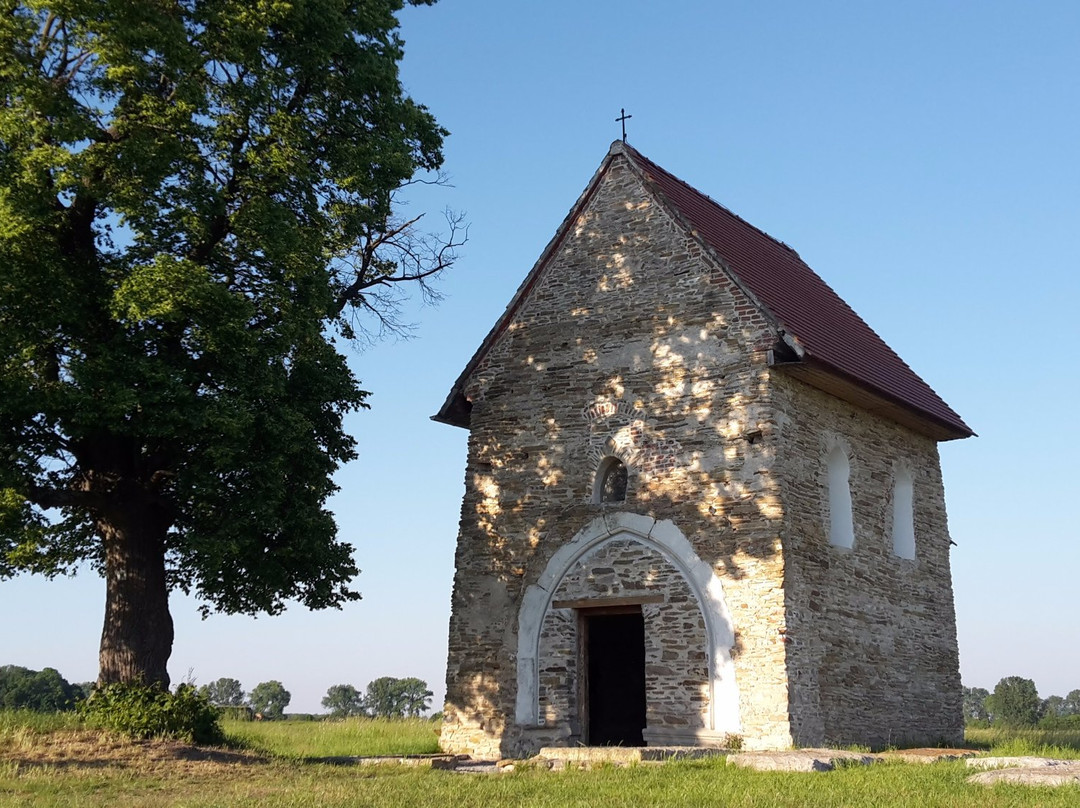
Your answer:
332;208;468;318
56;49;93;87
35;12;57;68
326;203;467;346
398;169;455;189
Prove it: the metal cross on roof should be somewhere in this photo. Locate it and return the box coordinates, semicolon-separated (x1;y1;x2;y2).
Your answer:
616;108;632;142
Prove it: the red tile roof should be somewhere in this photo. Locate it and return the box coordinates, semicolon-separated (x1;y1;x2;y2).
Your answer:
435;142;973;440
624;144;972;440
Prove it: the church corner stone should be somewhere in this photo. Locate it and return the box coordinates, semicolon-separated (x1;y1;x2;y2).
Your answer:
436;147;966;758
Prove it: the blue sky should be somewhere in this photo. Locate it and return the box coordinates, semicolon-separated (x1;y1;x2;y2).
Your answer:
3;0;1078;713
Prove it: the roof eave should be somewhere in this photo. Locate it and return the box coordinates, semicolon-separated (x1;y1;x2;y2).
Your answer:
774;355;975;442
432;389;471;429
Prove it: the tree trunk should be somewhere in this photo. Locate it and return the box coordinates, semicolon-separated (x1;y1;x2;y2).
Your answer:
97;503;174;688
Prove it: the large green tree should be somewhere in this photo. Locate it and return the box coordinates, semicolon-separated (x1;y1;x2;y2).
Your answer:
321;683;364;718
248;679;290;720
396;676;432;717
961;686;990;723
0;0;460;687
200;676;245;708
986;676;1041;728
362;675;431;718
1064;689;1080;717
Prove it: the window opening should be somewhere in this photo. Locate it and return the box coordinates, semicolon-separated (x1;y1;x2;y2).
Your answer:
826;446;854;549
892;468;916;559
594;457;628;504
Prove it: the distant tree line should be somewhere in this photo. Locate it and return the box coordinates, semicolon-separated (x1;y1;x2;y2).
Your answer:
964;677;1080;728
0;665;91;711
197;675;434;720
322;677;433;719
2;666;433;722
194;677;291;720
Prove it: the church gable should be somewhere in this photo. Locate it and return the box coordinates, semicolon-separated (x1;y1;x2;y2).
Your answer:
453;150;781;507
436;145;780;433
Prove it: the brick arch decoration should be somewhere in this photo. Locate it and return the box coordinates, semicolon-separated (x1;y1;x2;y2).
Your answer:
515;512;741;735
582;401;684;478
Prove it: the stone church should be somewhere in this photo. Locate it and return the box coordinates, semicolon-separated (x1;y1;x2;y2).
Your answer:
434;141;972;758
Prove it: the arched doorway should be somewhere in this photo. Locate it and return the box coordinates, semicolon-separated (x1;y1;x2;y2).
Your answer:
516;512;741;744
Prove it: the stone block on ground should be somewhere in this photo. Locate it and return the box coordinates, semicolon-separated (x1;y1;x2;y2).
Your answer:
878;748;979;764
535;745;729;768
966;756;1077;770
967;763;1080;787
536;746;645;764
347;754;468;769
727;749;877;772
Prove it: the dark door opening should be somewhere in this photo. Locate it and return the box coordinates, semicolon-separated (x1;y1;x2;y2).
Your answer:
584;610;646;746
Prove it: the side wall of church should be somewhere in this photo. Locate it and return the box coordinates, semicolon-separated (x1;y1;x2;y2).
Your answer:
771;374;964;747
440;155;794;758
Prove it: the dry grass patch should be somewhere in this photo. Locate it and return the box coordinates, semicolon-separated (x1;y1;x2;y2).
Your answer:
0;726;268;778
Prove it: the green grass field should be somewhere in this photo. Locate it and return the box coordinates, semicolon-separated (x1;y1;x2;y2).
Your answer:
963;725;1080;759
223;716;441;758
2;712;1078;807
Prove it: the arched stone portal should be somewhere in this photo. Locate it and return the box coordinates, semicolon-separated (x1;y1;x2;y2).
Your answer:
516;512;741;744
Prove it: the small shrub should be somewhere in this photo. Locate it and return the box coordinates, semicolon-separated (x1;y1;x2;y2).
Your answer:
222;705;254;722
79;682;223;744
1039;714;1080;730
723;733;743;751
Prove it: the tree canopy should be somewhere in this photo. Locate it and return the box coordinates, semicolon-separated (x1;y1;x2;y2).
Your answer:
0;0;458;687
248;680;290;719
962;686;990;723
363;676;432;718
984;676;1041;728
322;683;364;718
965;679;1080;728
199;677;245;708
0;664;81;711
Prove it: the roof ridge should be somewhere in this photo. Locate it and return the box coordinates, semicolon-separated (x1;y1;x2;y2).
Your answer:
619;142;804;261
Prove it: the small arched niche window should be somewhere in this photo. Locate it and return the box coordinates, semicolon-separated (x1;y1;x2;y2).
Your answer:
891;468;916;559
826;446;854;549
593;456;628;504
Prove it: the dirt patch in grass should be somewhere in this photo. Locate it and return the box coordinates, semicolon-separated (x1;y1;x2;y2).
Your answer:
1;728;269;775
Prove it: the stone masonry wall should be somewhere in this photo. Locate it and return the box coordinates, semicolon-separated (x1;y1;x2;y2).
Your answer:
537;539;710;741
772;373;964;747
440;153;793;758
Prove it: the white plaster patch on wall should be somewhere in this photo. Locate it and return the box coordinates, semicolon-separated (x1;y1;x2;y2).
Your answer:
822;433;855;550
891;461;916;560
